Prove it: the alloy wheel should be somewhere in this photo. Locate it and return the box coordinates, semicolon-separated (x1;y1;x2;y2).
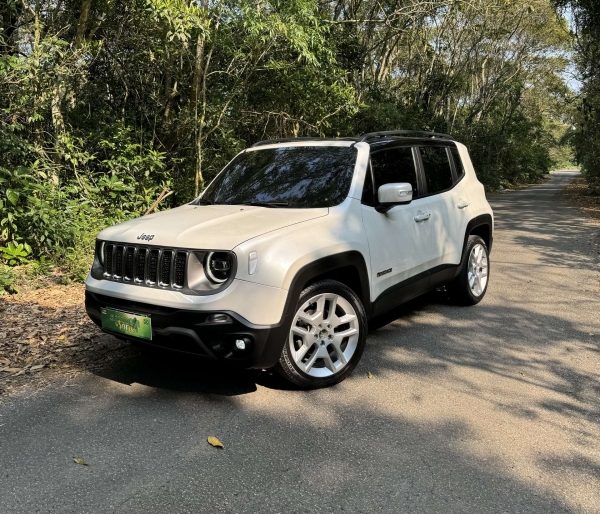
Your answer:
289;293;360;378
468;243;488;297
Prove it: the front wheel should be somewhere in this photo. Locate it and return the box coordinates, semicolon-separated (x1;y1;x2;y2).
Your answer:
276;280;367;389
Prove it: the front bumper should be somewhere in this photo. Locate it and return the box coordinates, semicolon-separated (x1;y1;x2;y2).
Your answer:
85;291;290;369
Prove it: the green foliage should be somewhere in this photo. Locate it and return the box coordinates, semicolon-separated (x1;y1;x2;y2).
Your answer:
0;0;579;280
0;241;31;265
555;0;600;193
0;264;17;295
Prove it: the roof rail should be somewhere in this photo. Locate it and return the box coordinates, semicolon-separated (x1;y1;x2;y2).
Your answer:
251;137;329;147
357;130;454;143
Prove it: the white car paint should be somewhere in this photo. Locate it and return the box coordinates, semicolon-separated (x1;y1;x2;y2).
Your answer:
96;203;328;251
361;195;434;300
86;138;493;326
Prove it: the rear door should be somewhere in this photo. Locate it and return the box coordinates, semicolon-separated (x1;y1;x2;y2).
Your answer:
361;145;434;301
417;144;471;268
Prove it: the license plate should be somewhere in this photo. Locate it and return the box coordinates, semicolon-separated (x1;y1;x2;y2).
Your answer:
101;308;152;340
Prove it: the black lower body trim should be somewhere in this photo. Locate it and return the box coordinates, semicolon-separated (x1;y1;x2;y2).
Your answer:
85;291;289;369
371;264;459;318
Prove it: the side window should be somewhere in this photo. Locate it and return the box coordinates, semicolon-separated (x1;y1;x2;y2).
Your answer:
419;146;454;195
361;163;375;206
369;147;419;199
449;147;465;182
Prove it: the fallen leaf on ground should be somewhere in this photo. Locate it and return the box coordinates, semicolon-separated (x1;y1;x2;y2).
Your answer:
58;335;66;340
30;364;45;371
368;372;374;379
207;436;224;449
73;457;89;466
1;367;22;373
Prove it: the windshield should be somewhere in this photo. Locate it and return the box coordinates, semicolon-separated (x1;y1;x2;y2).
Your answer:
196;146;357;208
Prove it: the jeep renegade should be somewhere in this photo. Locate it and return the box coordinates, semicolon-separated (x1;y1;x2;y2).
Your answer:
85;130;493;389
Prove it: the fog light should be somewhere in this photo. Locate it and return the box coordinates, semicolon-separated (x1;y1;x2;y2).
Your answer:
206;313;232;324
235;339;246;351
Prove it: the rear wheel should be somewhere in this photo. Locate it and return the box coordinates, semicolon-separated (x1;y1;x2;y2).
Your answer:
448;235;490;305
276;280;367;389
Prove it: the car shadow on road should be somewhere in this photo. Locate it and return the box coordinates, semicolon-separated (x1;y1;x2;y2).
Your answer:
92;347;298;396
91;284;600;426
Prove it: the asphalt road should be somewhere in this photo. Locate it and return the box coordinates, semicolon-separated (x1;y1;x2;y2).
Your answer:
1;173;599;514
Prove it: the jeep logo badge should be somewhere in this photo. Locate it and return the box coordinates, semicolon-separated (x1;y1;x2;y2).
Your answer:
137;233;155;241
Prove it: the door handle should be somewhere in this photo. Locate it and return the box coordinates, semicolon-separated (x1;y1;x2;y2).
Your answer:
457;200;469;209
414;212;431;223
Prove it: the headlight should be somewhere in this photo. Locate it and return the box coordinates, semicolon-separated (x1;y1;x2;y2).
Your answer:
205;251;233;284
187;250;236;293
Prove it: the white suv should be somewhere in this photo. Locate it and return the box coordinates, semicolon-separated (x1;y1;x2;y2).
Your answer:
85;131;493;388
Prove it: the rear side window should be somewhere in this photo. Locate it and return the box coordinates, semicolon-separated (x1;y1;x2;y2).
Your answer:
419;146;453;195
449;147;465;182
367;148;419;203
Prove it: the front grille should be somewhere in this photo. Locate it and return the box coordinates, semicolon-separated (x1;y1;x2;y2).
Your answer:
159;250;173;286
174;252;186;289
135;249;146;282
114;246;124;278
124;247;135;281
105;245;114;275
103;243;188;290
147;249;159;285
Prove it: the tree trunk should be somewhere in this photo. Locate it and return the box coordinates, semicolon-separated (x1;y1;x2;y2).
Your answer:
50;83;65;185
195;136;204;197
75;0;92;47
192;31;206;197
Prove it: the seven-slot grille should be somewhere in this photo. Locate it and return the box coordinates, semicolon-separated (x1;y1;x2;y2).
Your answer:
102;243;187;289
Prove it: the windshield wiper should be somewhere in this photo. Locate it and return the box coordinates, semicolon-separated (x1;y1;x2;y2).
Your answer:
241;201;289;208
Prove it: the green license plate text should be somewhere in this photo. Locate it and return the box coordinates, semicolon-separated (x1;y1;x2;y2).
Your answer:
101;308;152;340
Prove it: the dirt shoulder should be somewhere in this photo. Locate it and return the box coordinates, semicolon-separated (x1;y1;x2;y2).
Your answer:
0;283;134;399
562;176;600;225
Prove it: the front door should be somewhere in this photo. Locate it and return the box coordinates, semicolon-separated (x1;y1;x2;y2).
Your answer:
360;146;434;303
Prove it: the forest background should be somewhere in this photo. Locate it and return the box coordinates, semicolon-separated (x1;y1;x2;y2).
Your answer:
0;0;596;288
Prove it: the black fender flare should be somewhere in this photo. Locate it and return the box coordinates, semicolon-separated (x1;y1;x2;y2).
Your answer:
463;213;493;253
454;214;493;278
254;251;371;368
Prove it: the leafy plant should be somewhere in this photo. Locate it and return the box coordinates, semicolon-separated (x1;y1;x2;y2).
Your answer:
0;264;17;294
1;242;31;265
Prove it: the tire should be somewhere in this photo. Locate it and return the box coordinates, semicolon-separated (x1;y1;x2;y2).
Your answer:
448;235;490;305
275;279;368;389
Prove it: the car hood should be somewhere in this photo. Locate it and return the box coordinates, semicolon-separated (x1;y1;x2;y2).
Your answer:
97;204;329;250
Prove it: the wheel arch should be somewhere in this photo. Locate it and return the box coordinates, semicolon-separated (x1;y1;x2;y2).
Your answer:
288;251;372;320
255;251;371;369
463;214;493;256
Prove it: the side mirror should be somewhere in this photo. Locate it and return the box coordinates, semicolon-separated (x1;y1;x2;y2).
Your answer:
376;183;413;213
